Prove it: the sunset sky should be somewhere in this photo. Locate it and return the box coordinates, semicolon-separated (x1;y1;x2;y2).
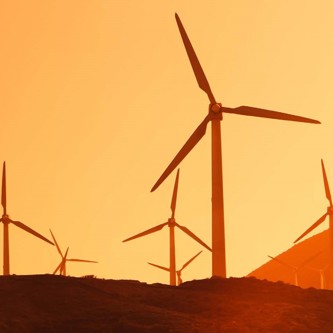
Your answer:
1;1;333;284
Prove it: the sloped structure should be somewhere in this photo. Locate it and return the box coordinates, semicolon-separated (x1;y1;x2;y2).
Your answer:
248;230;330;289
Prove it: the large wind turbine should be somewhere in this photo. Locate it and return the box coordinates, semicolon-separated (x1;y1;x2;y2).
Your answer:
0;162;54;275
50;229;97;276
124;169;211;286
148;250;202;286
151;13;320;278
294;159;333;288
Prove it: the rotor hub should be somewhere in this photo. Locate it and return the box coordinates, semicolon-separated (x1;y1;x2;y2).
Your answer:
209;103;223;120
328;206;333;214
168;218;176;226
2;214;9;223
210;103;222;114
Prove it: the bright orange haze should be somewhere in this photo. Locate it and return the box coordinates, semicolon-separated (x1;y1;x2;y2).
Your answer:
0;1;332;284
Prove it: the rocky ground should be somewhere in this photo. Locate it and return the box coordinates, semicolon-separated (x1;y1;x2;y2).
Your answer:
0;274;333;332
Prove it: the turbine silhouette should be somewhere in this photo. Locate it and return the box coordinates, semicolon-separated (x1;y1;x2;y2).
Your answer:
0;162;54;275
50;229;97;276
294;159;333;288
309;263;330;289
268;251;322;286
294;160;332;244
151;13;320;278
148;250;202;286
124;169;211;286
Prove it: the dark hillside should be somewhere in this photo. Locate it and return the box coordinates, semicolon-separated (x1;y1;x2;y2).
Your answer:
248;230;329;289
1;274;333;332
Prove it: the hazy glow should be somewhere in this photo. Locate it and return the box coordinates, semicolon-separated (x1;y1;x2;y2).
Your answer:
0;1;332;284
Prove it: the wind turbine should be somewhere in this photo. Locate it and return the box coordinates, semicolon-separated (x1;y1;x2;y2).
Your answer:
148;250;202;286
0;161;54;275
151;13;320;279
123;169;211;286
309;263;330;289
268;251;322;286
50;229;97;276
294;159;333;289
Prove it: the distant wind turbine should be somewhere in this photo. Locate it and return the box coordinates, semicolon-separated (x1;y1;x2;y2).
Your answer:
309;263;330;289
50;229;97;276
0;161;54;275
148;250;202;286
268;251;322;286
294;159;333;288
124;169;211;286
151;13;320;279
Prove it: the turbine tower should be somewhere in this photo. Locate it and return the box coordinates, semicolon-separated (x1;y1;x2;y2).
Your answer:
294;159;333;289
123;169;211;286
309;263;330;289
148;250;202;286
50;229;97;276
0;162;54;275
151;13;320;278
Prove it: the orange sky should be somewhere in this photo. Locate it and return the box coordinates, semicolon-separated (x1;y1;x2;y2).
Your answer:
1;0;333;284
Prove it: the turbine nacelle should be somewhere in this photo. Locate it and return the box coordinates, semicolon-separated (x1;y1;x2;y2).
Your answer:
327;206;333;214
210;103;222;116
168;217;176;226
1;214;10;222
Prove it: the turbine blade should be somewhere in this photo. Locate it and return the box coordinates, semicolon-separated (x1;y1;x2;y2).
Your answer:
49;229;63;258
61;248;69;275
323;263;331;271
294;213;329;243
1;161;6;215
122;222;169;242
179;251;202;272
148;262;170;272
53;262;62;275
10;220;54;245
268;255;295;270
63;247;69;260
171;169;180;219
175;13;216;104
67;259;98;263
298;251;323;269
60;261;66;276
222;106;320;124
177;271;182;285
321;159;332;206
175;222;211;251
151;115;211;192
